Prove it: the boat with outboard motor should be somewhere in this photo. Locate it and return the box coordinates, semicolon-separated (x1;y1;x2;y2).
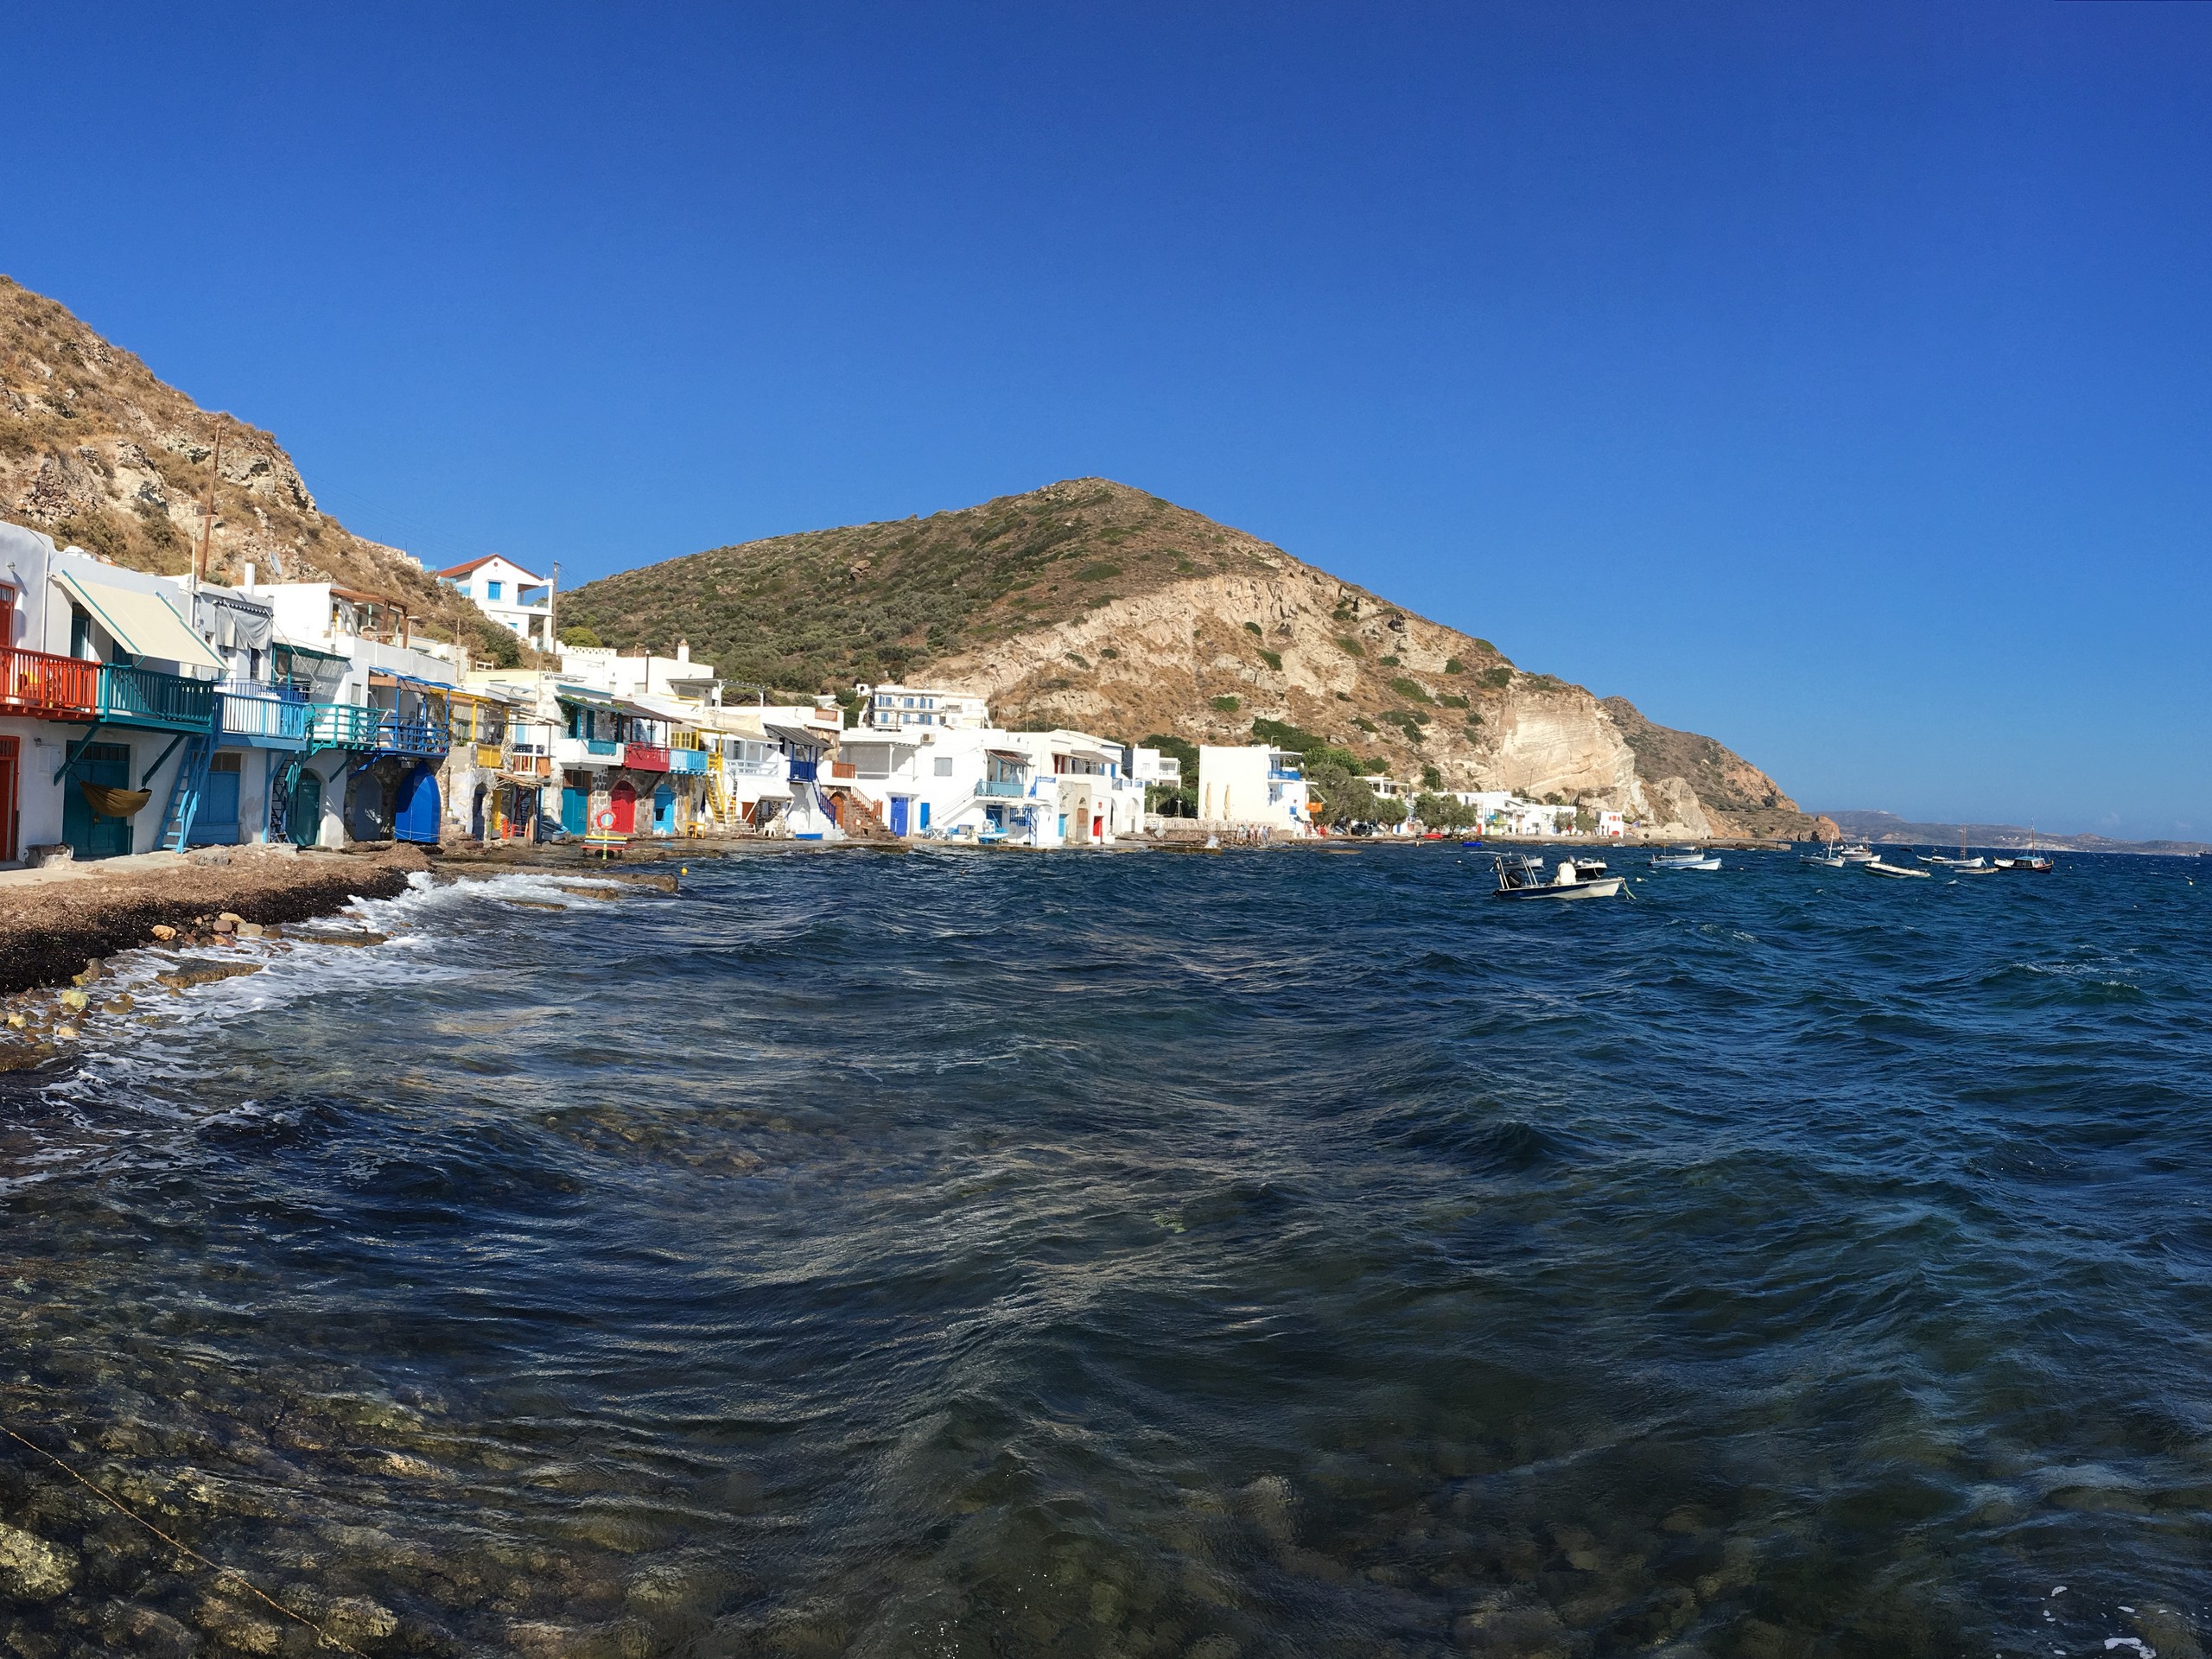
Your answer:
1649;846;1722;871
1838;842;1878;863
1491;853;1624;900
1799;843;1847;868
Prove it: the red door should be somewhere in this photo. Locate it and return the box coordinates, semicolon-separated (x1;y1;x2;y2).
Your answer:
0;737;15;863
1092;815;1103;840
609;780;637;834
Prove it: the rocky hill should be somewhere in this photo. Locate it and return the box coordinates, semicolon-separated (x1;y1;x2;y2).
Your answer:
0;276;521;659
1824;810;2208;856
566;478;1815;839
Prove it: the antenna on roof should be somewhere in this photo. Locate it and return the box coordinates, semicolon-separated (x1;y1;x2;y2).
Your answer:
193;416;228;593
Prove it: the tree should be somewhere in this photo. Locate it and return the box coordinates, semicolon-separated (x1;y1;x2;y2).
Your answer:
1306;760;1378;826
560;625;602;648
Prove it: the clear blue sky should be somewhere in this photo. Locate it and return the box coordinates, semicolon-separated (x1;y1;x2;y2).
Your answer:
9;3;2209;836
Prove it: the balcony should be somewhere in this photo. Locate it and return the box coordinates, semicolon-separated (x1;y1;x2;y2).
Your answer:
475;743;505;770
507;751;553;779
99;663;217;733
975;778;1026;798
666;747;709;775
217;686;310;747
724;757;780;777
1268;768;1303;781
623;743;671;772
372;715;449;758
787;759;819;783
830;760;857;780
0;646;99;722
307;703;380;749
553;736;618;768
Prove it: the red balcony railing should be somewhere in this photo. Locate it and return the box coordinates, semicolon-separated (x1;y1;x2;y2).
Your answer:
0;646;99;722
622;743;671;772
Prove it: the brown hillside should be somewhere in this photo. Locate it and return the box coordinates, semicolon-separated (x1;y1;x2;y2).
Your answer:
0;276;524;658
570;479;1814;839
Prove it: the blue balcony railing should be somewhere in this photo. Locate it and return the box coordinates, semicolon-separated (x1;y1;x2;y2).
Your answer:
99;663;216;733
588;738;620;757
975;778;1024;798
373;715;450;758
666;747;709;774
788;759;819;782
1268;768;1303;781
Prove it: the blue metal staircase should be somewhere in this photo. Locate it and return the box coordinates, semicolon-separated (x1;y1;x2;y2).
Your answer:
155;732;217;852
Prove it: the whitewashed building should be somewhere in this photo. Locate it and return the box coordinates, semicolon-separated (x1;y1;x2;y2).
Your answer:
861;683;990;731
1198;745;1313;837
438;556;556;651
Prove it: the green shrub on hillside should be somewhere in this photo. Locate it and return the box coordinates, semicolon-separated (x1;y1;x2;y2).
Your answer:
1336;637;1363;657
1257;649;1281;671
1439;694;1469;709
1389;677;1432;703
1479;666;1514;689
1443;658;1465;675
1243;621;1262;636
560;626;602;647
1211;695;1242;713
1378;654;1401;667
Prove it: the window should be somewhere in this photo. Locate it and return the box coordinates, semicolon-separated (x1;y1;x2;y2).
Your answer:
69;607;92;659
486;581;504;602
934;757;953;777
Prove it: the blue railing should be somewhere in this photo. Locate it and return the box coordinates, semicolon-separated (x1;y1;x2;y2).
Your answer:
373;715;450;758
99;663;216;733
666;748;709;774
217;687;309;746
1268;767;1303;781
788;759;819;782
588;738;620;757
975;778;1024;798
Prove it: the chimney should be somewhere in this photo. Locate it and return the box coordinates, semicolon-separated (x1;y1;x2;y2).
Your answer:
242;562;256;591
677;640;690;664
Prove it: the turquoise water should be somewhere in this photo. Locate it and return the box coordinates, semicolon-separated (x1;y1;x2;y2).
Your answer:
3;848;2209;1658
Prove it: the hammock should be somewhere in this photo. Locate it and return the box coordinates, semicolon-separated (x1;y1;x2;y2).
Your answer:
79;782;152;819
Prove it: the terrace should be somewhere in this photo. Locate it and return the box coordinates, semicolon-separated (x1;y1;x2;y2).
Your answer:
0;645;99;722
216;683;310;747
99;663;218;734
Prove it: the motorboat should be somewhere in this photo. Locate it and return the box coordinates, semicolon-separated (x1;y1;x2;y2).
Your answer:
1650;846;1721;871
1919;843;1986;868
1838;842;1878;863
1864;859;1931;880
1492;853;1624;900
1799;844;1847;868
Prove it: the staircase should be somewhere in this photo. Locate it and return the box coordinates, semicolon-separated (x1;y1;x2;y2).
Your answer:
156;732;217;852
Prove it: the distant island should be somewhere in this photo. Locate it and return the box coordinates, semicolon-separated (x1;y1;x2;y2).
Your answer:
1822;810;2208;857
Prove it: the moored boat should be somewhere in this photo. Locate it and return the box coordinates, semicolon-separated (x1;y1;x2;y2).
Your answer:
1799;844;1847;868
1491;853;1624;900
1650;846;1721;871
1838;842;1878;863
1865;858;1931;880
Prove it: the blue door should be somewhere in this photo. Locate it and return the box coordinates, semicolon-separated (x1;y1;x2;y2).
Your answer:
562;785;588;836
188;753;243;845
889;797;909;836
652;784;675;835
918;801;930;832
62;743;135;860
394;764;442;844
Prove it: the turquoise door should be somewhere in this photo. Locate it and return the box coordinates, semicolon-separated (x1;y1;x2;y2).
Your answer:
918;801;930;832
652;784;675;835
61;743;134;860
290;770;323;847
562;785;588;835
188;753;243;845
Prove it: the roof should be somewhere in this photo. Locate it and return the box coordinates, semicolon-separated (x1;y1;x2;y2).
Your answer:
435;555;546;582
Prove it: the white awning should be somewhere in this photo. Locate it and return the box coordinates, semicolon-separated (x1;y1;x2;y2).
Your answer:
54;569;222;671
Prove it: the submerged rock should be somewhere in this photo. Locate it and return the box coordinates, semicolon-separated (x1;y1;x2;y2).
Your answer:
156;962;265;992
0;1521;77;1599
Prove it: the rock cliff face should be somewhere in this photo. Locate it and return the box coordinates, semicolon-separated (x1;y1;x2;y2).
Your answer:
0;276;508;652
569;478;1815;839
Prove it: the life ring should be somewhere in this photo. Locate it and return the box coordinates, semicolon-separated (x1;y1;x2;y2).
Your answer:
594;807;616;830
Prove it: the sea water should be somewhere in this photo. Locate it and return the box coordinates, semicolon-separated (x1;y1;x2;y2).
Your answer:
2;847;2208;1658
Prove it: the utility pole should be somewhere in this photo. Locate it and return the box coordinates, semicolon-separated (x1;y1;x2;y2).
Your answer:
193;417;227;591
548;561;559;654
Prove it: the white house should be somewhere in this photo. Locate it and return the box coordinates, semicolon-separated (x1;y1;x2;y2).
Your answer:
861;683;990;731
438;556;555;651
559;643;719;705
0;524;227;863
1198;746;1313;837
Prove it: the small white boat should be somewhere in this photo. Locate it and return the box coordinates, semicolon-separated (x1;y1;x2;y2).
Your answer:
1865;859;1931;880
1919;843;1986;868
1650;847;1721;871
1491;854;1624;900
1838;842;1878;863
1799;844;1847;868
